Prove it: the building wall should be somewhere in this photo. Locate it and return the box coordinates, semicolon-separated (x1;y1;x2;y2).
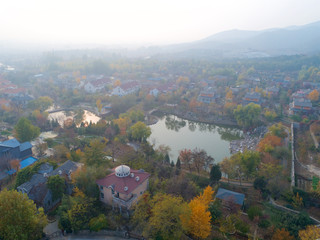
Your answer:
98;178;149;207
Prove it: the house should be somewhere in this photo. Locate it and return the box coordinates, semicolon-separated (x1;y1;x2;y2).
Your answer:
292;89;312;100
157;83;177;94
149;88;160;97
272;78;290;87
303;82;320;89
243;92;262;105
290;99;312;114
96;165;150;212
17;160;81;211
266;86;279;96
0;138;32;164
197;88;218;104
216;188;245;209
111;81;140;96
0;98;10;108
84;78;112;93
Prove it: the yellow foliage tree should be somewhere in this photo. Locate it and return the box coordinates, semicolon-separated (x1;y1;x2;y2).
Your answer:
96;99;102;113
114;79;121;87
181;186;213;239
299;225;320;240
225;90;233;102
308;89;319;101
272;228;295;240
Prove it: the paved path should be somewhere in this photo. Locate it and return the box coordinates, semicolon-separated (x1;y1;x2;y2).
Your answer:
65;236;129;240
43;218;60;236
220;178;254;187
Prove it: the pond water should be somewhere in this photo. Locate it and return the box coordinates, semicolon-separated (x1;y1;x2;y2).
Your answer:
48;110;101;126
148;115;242;163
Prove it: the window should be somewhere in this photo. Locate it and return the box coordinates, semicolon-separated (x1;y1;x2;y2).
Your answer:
100;185;103;190
140;191;143;195
100;192;104;199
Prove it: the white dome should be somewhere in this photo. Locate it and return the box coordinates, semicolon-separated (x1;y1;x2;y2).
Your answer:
115;165;131;177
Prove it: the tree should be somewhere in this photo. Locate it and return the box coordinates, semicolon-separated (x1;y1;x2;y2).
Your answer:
96;99;102;113
268;123;288;138
68;200;93;233
220;157;233;183
272;228;295;240
83;139;108;166
181;186;213;239
28;96;53;111
308;89;319;101
210;164;222;184
179;149;193;172
89;214;108;232
299;225;320;240
132;193;188;240
129;121;151;142
14;117;40;142
258;135;282;152
0;189;47;240
233;103;261;129
47;175;66;201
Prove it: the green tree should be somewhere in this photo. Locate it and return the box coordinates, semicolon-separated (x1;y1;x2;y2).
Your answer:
129;121;151;142
14;117;40;142
47;175;66;201
68;200;92;233
132;193;188;240
233;103;261;129
0;189;47;240
89;214;108;232
83;139;107;166
210;164;222;184
28;96;53;111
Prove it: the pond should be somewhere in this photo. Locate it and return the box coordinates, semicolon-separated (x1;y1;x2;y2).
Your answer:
148;115;242;163
48;110;101;126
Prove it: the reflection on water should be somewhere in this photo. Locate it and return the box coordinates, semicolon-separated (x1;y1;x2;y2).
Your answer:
39;131;58;139
149;115;242;163
48;110;101;126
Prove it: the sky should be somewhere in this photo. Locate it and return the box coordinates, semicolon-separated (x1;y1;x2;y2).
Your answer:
1;0;320;46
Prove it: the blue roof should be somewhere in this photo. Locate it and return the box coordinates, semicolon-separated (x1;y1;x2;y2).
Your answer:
216;188;245;205
20;157;38;169
0;138;20;148
19;142;32;152
7;169;17;175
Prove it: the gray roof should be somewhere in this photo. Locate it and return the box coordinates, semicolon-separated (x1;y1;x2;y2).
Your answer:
244;92;261;99
293;100;312;108
28;183;49;204
17;173;46;194
216;188;245;205
49;160;79;176
38;162;53;174
19;142;32;152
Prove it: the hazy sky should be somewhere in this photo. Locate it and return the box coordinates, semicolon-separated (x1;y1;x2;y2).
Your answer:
1;0;320;46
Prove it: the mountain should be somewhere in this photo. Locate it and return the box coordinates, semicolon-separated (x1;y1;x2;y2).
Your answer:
147;21;320;59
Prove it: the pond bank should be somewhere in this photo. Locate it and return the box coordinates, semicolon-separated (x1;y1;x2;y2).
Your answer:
156;108;238;127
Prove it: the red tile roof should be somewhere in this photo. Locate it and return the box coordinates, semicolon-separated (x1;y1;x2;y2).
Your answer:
90;78;111;87
96;169;150;195
120;81;139;91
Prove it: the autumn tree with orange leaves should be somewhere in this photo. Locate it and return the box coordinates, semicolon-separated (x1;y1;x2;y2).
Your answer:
258;135;282;153
308;89;319;101
179;149;193;172
181;186;214;239
272;228;295;240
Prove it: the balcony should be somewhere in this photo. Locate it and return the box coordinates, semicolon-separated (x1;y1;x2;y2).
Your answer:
112;194;137;209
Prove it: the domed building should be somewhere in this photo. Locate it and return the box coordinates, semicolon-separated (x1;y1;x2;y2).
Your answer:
96;165;150;212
